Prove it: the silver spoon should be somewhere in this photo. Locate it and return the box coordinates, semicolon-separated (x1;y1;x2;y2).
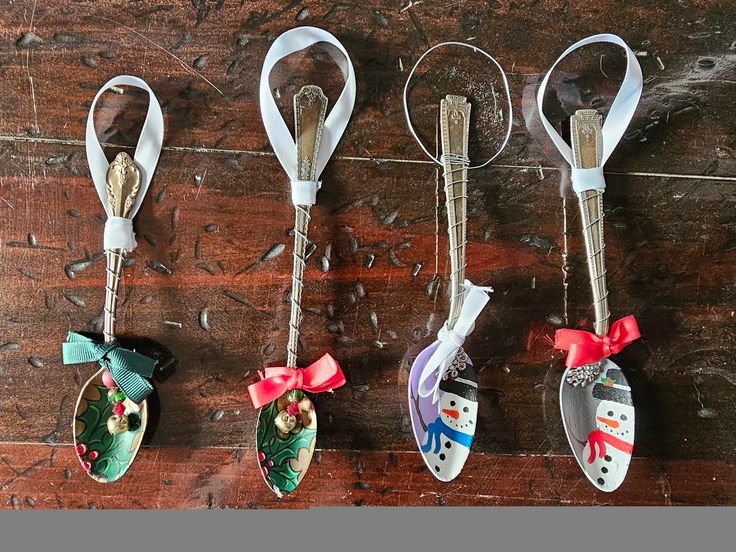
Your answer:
559;109;635;492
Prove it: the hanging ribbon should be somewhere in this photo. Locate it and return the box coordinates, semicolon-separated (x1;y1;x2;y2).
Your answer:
247;353;346;409
86;75;164;250
555;315;640;368
536;34;643;193
417;281;493;404
259;26;356;205
62;332;156;404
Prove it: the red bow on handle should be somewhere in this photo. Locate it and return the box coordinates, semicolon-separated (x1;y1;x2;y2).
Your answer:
554;315;641;368
247;353;346;409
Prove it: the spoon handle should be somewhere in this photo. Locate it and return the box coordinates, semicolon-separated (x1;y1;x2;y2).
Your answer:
103;152;142;343
571;109;610;337
287;86;328;368
440;95;471;328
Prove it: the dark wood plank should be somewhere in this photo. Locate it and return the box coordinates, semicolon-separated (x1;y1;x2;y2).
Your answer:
1;140;735;466
0;1;735;175
1;444;734;508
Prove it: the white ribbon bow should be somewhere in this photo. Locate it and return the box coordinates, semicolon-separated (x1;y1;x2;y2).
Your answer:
259;26;356;205
536;34;643;193
85;75;164;251
418;281;493;404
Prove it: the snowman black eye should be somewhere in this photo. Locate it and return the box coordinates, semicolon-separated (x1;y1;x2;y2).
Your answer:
620;414;627;421
463;407;469;413
607;411;614;417
450;401;456;407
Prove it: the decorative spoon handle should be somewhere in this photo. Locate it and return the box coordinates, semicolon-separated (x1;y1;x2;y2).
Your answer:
571;109;609;338
103;152;141;343
287;85;328;368
440;95;471;328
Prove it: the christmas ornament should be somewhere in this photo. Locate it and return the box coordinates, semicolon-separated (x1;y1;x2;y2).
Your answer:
248;27;354;497
62;76;164;483
403;43;512;481
537;34;643;491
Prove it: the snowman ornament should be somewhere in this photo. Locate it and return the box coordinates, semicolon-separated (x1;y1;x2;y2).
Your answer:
420;351;478;481
581;366;635;491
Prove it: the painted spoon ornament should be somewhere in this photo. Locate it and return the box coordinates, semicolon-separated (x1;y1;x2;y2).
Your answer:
62;76;163;482
250;27;355;496
403;43;512;481
536;35;643;491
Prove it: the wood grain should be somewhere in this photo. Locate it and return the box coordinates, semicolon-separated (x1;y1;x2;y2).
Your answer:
1;0;735;508
2;444;734;508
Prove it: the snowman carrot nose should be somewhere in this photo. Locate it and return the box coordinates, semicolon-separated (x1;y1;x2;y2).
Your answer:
596;416;620;428
442;409;460;420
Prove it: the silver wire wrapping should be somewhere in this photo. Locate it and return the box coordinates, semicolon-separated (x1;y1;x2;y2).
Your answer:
440;152;470;328
103;249;126;343
566;109;609;386
286;204;310;368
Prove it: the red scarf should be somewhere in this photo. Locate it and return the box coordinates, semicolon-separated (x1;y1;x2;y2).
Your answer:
587;429;634;464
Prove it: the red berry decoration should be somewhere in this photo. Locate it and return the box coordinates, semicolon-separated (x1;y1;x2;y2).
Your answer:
267;460;274;467
101;369;117;388
81;460;92;472
75;443;87;456
112;402;126;416
88;450;99;461
257;451;266;462
261;466;269;477
286;402;300;417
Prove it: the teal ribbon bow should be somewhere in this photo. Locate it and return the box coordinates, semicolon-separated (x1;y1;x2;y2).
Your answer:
62;332;156;404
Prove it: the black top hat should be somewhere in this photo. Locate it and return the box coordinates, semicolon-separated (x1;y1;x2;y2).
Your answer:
592;367;633;406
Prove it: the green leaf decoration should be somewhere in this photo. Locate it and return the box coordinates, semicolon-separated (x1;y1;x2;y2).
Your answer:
256;395;317;495
75;384;144;483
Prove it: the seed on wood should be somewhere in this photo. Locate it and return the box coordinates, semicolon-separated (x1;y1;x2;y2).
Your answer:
427;274;440;297
211;410;225;422
305;242;317;260
196;262;215;275
223;290;256;308
380;487;393;495
123;257;135;268
99;50;116;59
198;308;210;331
16;33;42;48
261;243;285;261
19;267;36;280
204;223;219;233
28;357;43;368
355;282;366;298
140;294;153;305
82;56;97;68
147;260;172;275
25;497;36;507
388;249;407;268
296;7;309;20
369;311;379;330
27;233;37;247
155;190;167;203
348;235;359;256
379;210;398;225
347;292;357;305
64;468;72;480
261;342;275;357
0;342;20;352
171;206;180;230
326;303;335;318
386;329;398;340
411;263;423;277
163;320;182;329
63;292;86;308
194;237;202;259
67;209;81;217
193;55;207;69
363;253;375;268
328;321;344;334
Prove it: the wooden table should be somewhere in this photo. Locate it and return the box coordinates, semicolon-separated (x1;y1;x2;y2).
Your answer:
1;1;735;508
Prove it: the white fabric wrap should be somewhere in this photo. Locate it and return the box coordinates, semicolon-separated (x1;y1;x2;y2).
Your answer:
85;75;164;250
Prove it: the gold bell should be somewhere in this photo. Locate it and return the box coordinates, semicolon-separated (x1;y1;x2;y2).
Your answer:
106;414;130;435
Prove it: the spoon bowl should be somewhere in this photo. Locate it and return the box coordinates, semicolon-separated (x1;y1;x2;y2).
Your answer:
559;358;634;492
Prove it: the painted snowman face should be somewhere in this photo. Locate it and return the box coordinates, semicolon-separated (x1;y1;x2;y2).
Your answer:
439;392;477;433
595;400;634;441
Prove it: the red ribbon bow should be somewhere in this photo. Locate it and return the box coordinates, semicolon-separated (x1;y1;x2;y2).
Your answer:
247;353;346;409
554;315;641;368
587;429;634;464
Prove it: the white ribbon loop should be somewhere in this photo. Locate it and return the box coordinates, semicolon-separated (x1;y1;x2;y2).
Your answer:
259;26;356;189
417;280;494;403
536;34;643;193
85;75;164;251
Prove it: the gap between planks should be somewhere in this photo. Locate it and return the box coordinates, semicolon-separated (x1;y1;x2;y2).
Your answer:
1;134;734;182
